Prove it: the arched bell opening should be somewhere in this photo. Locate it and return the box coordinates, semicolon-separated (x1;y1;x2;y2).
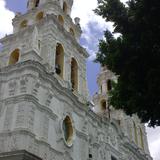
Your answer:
100;99;107;111
8;49;20;65
58;15;64;26
69;28;75;37
63;1;68;14
55;43;64;78
107;79;112;91
71;58;78;91
36;11;44;21
35;0;40;7
20;20;28;29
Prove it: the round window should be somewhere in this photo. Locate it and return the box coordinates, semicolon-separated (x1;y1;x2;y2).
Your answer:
62;116;74;147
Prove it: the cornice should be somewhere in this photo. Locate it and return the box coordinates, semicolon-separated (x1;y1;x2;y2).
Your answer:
1;94;58;120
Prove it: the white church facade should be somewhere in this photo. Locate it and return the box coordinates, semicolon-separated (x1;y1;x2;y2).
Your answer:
0;0;152;160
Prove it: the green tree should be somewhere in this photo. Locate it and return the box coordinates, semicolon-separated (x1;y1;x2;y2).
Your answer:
95;0;160;127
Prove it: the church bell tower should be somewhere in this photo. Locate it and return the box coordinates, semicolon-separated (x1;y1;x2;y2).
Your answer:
0;0;89;159
0;0;89;99
0;1;152;160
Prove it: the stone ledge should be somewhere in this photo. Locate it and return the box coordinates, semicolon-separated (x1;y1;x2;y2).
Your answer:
0;150;42;160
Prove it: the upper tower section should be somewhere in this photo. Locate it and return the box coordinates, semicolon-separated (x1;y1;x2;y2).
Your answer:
93;65;116;114
27;0;73;16
12;0;81;42
0;0;89;102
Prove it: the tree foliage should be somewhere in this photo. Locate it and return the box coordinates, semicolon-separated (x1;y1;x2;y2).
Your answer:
95;0;160;127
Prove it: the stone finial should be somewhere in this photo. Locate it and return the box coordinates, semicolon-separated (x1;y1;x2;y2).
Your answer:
74;17;80;26
15;12;21;17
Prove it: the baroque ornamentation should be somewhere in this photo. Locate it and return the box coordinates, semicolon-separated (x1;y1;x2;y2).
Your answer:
4;106;14;130
16;104;26;128
20;76;28;93
8;80;17;96
32;80;40;96
45;92;53;106
109;127;117;147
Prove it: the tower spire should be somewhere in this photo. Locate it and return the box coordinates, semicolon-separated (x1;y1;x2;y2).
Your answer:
93;65;116;116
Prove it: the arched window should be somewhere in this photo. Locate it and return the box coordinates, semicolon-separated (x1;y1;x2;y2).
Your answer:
139;127;144;149
107;79;112;91
63;2;68;14
100;99;107;111
62;116;74;146
133;122;138;144
58;15;64;26
9;49;20;65
55;43;64;78
20;20;28;28
69;28;75;36
36;11;44;21
35;0;40;7
71;58;78;91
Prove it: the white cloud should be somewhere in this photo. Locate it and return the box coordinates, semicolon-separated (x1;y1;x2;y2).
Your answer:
0;0;15;39
71;0;109;59
71;0;127;59
147;127;160;160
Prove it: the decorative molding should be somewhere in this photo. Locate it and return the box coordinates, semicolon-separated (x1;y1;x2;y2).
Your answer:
3;105;14;131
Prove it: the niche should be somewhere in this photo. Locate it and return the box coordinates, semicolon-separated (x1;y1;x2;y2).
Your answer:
58;15;64;26
63;1;68;14
55;43;64;78
71;58;78;91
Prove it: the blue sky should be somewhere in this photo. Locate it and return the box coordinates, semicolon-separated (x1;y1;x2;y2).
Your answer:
0;0;160;159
